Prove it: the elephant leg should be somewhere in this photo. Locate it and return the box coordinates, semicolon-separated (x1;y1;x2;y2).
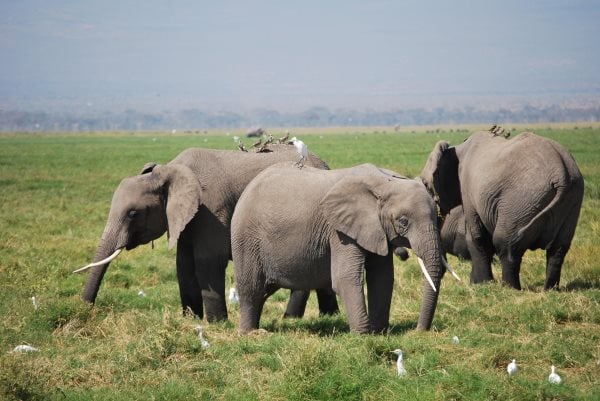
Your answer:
196;254;228;322
331;234;370;334
283;290;310;318
176;238;204;318
365;253;393;333
316;288;340;316
493;227;524;290
238;293;267;333
545;203;580;290
498;250;523;290
238;282;278;333
465;211;494;284
545;245;568;290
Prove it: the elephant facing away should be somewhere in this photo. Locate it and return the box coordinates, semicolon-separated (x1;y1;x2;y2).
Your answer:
76;144;338;321
421;131;584;290
231;163;447;334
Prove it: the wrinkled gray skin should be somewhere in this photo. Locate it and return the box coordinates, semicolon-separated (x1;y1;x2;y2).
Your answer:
440;206;470;260
82;145;338;321
231;163;446;334
421;131;584;290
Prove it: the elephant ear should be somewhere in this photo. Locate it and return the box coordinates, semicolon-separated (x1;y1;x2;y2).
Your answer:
140;162;158;175
420;141;461;215
320;175;388;256
154;164;202;249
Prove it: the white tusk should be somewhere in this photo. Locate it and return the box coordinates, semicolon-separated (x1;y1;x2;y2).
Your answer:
442;257;462;282
417;257;437;293
73;248;123;274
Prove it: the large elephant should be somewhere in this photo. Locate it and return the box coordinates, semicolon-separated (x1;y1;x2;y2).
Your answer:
231;163;447;334
420;131;584;290
76;144;339;321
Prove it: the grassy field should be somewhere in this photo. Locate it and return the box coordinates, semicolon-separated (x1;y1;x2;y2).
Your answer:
1;126;599;400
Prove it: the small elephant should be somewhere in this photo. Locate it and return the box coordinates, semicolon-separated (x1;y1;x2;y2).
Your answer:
76;144;338;321
440;206;470;260
231;163;447;334
421;131;584;290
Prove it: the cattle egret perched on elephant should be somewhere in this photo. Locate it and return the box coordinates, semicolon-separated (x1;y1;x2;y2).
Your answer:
507;359;518;376
237;140;248;152
391;349;407;377
291;137;308;168
548;365;561;384
278;131;290;144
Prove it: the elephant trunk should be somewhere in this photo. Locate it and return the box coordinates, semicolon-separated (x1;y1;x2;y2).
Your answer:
413;227;445;330
82;226;123;303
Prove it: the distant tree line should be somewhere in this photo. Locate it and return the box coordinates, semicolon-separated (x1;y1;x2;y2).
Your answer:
1;104;599;132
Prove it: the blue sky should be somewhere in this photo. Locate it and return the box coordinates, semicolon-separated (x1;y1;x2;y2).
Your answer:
1;0;599;112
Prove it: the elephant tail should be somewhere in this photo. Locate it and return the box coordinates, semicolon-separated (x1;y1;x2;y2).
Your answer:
513;182;574;250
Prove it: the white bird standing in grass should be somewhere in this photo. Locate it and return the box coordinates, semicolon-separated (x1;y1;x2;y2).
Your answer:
507;359;518;376
548;365;562;384
452;335;460;344
31;296;38;310
228;287;239;304
195;325;210;349
291;137;308;168
137;290;146;297
391;349;407;377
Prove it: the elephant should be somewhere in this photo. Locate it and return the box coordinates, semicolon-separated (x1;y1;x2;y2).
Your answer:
420;130;584;290
440;206;470;260
231;162;448;334
75;144;339;321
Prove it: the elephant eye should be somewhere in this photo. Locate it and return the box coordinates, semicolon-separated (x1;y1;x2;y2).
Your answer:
398;216;409;229
127;210;138;219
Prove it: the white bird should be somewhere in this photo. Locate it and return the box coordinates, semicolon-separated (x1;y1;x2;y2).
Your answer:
391;349;407;377
12;345;39;353
195;325;210;349
228;287;239;304
31;296;38;310
291;137;308;168
452;335;460;344
137;290;146;297
507;359;518;376
548;365;562;384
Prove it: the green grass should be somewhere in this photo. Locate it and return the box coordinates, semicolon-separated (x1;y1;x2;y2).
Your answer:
1;126;599;400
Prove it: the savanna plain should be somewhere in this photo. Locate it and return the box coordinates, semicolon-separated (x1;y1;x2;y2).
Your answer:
1;125;599;400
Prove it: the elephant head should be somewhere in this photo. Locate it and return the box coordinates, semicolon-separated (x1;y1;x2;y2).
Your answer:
76;163;202;303
321;174;446;330
420;141;461;216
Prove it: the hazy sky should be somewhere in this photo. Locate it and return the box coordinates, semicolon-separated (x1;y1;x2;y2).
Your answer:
1;0;600;112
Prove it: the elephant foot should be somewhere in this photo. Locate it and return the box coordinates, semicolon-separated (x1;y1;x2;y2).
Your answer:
283;290;310;318
316;288;340;316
